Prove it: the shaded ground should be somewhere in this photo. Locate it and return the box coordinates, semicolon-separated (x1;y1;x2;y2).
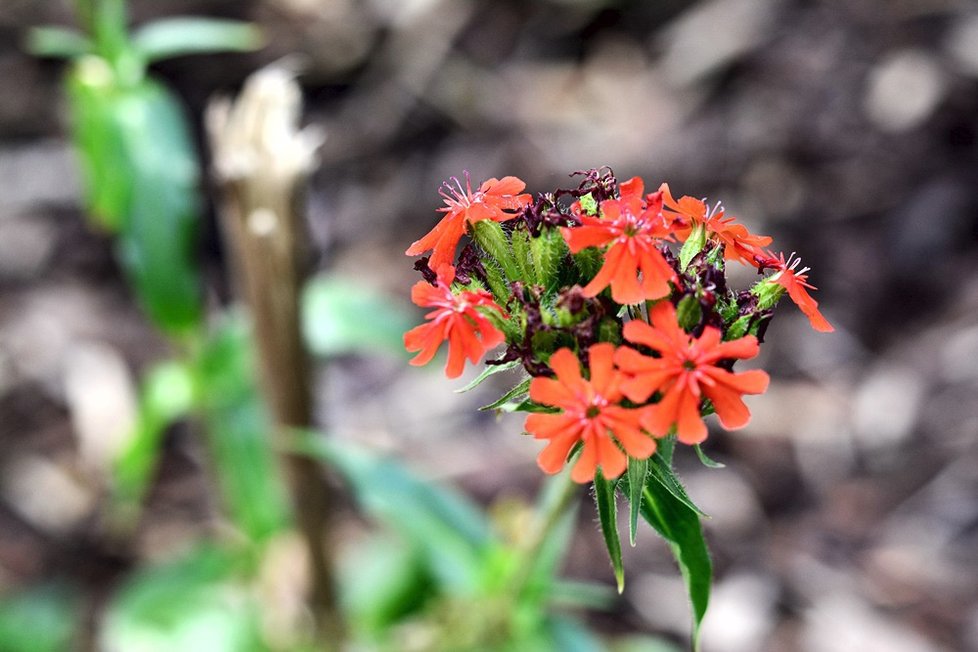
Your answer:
2;1;978;650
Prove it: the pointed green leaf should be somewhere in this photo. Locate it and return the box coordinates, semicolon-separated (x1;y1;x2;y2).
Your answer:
678;223;706;271
497;397;558;414
26;26;93;58
626;456;648;546
593;471;624;593
640;480;712;650
648;438;708;518
480;377;531;411
132;18;263;63
455;359;521;393
694;444;725;469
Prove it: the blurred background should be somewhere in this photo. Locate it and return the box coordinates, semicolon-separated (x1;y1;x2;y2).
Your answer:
2;0;978;650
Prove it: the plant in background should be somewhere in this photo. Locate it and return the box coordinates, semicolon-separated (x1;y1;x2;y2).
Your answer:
404;167;833;648
29;0;261;335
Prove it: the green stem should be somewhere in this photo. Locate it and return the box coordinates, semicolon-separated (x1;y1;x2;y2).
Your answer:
93;0;129;64
508;467;580;599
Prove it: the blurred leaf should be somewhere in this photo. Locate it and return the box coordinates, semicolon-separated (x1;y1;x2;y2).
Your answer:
66;62;203;333
66;57;132;232
648;438;708;518
114;77;202;334
547;580;615;611
302;275;415;357
639;448;712;651
132;18;262;63
26;26;93;58
518;472;579;602
340;535;434;636
479;378;531;411
611;635;684;652
694;444;725;468
593;471;625;593
103;545;265;652
196;315;291;542
455;359;520;393
291;433;495;593
540;615;605;652
626;456;648;546
112;360;196;515
0;584;78;652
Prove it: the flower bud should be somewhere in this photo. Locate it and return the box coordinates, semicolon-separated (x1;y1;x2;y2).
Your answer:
472;219;519;280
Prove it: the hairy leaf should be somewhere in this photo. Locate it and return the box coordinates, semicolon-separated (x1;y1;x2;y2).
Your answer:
593;471;624;593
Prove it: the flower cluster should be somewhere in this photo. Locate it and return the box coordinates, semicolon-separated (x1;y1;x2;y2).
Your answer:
404;168;832;483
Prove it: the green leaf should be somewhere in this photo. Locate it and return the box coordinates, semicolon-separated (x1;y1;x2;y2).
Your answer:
103;545;265;652
547;580;616;611
132;18;263;63
626;456;648;546
496;397;558;414
648;438;708;518
611;635;684;652
340;536;433;634
112;360;196;517
640;449;712;650
694;444;725;469
115;78;203;333
519;471;580;602
455;359;521;393
678;223;706;271
593;471;625;593
66;64;203;332
291;433;495;593
302;274;415;357
0;584;78;652
479;378;531;411
196;315;291;542
26;26;93;58
676;294;702;331
66;57;132;232
541;614;605;652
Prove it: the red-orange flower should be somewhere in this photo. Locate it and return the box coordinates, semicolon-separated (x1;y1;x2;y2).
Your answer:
659;183;772;266
406;174;532;269
757;251;834;333
525;343;658;483
404;265;506;378
614;302;770;445
561;177;676;304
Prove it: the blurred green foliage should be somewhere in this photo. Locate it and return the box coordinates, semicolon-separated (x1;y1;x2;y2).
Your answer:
29;0;260;335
